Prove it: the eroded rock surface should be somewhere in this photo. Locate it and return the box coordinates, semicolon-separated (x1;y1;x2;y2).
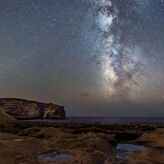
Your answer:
0;98;65;119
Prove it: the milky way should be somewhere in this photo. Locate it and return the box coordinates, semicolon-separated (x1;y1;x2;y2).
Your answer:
0;0;164;116
91;0;164;102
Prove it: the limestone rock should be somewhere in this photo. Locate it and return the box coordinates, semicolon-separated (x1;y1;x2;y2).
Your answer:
0;98;65;119
0;107;20;133
43;104;65;119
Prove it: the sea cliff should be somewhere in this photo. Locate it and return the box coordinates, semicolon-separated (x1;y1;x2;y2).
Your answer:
0;98;65;119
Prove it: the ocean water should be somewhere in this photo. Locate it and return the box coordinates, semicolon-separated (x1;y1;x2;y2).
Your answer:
32;117;164;125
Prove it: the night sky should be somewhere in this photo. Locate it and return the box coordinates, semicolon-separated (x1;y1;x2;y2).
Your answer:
0;0;164;117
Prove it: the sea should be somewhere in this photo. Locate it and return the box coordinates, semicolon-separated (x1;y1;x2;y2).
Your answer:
31;117;164;125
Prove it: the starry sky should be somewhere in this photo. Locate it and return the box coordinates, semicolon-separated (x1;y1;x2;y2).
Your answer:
0;0;164;117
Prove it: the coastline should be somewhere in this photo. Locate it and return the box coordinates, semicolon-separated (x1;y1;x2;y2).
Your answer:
0;108;164;164
23;116;164;125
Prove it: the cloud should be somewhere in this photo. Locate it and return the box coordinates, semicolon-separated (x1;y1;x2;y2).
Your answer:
79;93;90;97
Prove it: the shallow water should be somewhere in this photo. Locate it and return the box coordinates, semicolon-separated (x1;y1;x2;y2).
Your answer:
116;143;145;158
38;152;73;162
55;154;73;161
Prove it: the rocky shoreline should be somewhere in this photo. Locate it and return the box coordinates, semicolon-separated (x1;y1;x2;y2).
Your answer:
0;107;164;164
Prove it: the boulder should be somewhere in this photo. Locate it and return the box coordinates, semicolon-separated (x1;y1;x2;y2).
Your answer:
0;98;65;119
0;107;20;132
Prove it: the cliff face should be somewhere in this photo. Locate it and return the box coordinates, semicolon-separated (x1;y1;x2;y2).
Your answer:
0;98;65;119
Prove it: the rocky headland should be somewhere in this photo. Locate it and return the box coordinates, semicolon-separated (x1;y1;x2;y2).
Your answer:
0;98;65;119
